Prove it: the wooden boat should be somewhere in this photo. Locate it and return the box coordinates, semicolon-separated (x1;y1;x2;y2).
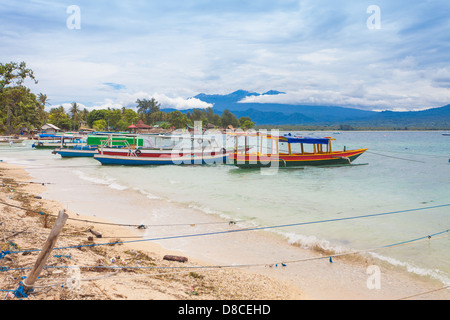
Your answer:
33;134;85;149
53;133;143;158
53;144;98;157
94;153;228;165
229;132;367;168
0;136;27;146
93;134;228;165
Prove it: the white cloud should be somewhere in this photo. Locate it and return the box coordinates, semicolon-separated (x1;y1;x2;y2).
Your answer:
2;1;450;111
152;94;213;110
297;49;340;64
239;75;450;111
90;92;213;111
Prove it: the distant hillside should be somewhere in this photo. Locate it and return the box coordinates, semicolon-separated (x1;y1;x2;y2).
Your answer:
344;104;450;129
162;90;450;129
192;90;376;124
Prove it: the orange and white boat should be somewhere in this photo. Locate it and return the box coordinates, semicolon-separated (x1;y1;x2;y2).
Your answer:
228;132;367;168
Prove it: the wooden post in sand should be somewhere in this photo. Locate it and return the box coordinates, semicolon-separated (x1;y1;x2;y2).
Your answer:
23;210;68;293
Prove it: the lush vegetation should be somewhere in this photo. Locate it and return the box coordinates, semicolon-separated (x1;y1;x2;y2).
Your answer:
0;61;43;133
0;61;254;134
83;103;254;132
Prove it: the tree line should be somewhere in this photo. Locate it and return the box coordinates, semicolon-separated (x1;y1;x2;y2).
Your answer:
0;61;254;134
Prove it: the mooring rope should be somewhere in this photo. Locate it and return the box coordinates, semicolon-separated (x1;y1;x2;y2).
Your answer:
1;203;448;258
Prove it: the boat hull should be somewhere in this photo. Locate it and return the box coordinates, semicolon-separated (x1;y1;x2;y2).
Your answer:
93;153;228;165
33;142;81;149
98;147;226;158
230;149;368;168
55;149;98;157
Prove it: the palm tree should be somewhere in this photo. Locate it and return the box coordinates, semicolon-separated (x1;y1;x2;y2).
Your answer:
38;93;49;107
136;98;161;124
37;93;49;127
69;102;80;130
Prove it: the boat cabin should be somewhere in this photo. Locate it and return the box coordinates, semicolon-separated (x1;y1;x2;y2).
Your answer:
230;132;335;156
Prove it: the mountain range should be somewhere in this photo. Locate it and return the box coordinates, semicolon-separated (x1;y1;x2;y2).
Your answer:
165;90;450;129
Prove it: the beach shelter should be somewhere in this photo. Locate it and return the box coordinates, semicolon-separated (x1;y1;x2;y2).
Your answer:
133;120;152;133
128;124;137;133
41;123;61;134
135;120;151;129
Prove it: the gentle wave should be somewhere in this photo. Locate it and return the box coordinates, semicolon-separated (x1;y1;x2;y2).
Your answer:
282;229;450;287
369;252;450;287
132;186;161;200
73;170;128;191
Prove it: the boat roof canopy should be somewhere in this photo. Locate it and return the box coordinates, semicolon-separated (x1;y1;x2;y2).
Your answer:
280;134;332;145
228;132;335;144
38;134;61;138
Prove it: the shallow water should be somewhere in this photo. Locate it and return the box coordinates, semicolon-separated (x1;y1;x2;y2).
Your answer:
1;131;449;286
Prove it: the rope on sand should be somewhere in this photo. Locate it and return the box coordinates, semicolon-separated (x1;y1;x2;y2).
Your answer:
0;200;242;228
1;230;449;300
1;197;449;233
2;229;448;273
0;201;448;259
398;285;450;300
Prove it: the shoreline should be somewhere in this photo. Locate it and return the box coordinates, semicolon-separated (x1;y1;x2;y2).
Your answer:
1;161;449;300
0;162;305;300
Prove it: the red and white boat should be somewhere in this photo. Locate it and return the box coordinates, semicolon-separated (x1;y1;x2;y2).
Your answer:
94;134;228;165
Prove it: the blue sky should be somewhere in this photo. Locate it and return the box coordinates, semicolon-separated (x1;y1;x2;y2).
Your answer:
1;0;449;111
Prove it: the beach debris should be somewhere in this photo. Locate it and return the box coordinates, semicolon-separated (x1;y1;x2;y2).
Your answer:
110;256;127;265
88;228;102;238
54;254;71;259
34;196;42;199
163;255;188;263
106;239;122;246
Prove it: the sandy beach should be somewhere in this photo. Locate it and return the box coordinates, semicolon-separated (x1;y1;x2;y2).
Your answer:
0;161;448;301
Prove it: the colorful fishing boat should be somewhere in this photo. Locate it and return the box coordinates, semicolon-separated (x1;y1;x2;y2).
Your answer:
33;134;85;149
0;136;27;147
94;153;228;165
93;134;228;165
53;133;144;158
229;132;367;168
53;144;98;157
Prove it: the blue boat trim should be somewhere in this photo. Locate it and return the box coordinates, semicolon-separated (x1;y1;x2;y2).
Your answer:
93;154;228;165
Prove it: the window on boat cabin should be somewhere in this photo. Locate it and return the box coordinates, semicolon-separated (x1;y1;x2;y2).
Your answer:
258;137;275;155
299;143;316;154
290;143;302;154
142;138;155;148
288;143;314;154
279;142;289;154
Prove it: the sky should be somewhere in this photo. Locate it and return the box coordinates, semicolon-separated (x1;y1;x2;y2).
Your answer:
1;0;450;112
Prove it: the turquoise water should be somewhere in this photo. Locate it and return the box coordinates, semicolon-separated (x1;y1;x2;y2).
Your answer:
1;131;449;286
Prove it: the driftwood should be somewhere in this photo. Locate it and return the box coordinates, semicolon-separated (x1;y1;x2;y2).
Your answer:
88;229;102;238
163;255;188;263
23;210;68;293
